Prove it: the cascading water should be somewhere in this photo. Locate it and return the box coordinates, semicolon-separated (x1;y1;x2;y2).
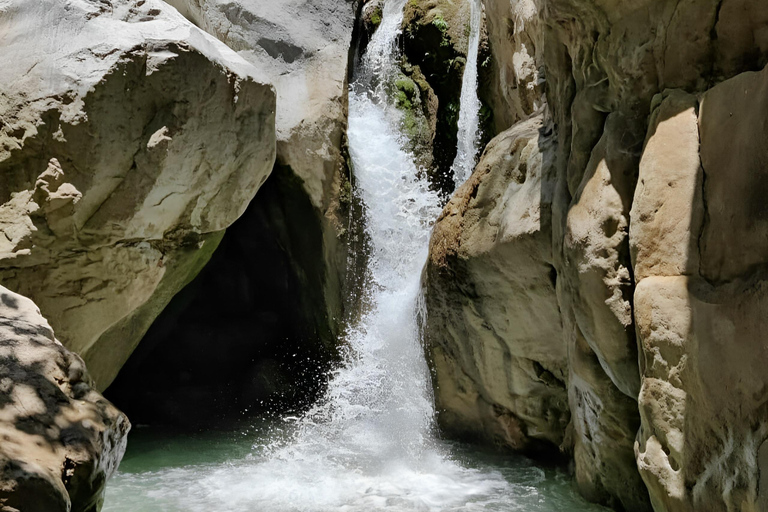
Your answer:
103;2;607;511
450;0;483;186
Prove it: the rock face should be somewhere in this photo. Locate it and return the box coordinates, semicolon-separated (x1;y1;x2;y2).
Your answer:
0;0;276;390
106;165;342;428
0;286;129;512
425;0;768;510
163;0;360;348
424;113;569;451
478;0;542;135
632;68;768;512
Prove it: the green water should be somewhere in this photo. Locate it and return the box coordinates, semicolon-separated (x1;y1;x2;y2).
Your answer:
103;421;610;512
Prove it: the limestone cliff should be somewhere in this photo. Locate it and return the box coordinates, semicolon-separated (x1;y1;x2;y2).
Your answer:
0;0;276;390
425;113;569;452
424;0;768;510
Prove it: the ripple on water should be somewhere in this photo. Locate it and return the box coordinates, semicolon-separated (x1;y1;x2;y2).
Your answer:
103;425;609;512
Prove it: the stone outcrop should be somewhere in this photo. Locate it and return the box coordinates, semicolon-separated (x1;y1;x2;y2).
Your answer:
106;165;342;428
425;0;768;510
163;0;360;349
424;113;569;452
0;0;276;390
0;286;129;512
478;0;542;135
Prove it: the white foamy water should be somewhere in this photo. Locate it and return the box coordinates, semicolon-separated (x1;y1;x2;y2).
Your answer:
103;2;609;511
450;0;483;186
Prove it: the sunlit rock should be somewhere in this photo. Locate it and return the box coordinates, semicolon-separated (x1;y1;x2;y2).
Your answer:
0;0;276;389
0;286;129;512
424;113;570;451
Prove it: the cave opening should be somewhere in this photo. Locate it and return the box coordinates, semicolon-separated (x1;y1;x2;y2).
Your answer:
105;165;341;430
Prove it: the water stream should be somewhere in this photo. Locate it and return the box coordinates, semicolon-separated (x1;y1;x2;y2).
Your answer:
450;0;483;186
103;1;608;510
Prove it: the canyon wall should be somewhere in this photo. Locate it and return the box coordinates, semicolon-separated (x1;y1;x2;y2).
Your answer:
423;0;768;510
2;0;767;509
0;0;360;505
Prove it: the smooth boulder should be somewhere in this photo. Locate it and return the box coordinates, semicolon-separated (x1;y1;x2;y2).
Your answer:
424;113;569;451
0;0;276;389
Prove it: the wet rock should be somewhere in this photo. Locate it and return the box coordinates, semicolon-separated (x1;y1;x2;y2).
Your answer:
0;286;129;512
360;0;384;44
0;0;276;389
400;0;491;195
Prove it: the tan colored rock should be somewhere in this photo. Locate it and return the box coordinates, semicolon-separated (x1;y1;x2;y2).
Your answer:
429;0;768;510
0;286;129;512
567;326;648;511
629;90;704;282
0;0;276;389
698;66;768;283
631;65;768;512
562;112;642;400
424;113;570;450
480;0;543;134
559;112;649;511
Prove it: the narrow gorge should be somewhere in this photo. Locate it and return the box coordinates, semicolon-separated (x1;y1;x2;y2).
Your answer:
1;0;767;511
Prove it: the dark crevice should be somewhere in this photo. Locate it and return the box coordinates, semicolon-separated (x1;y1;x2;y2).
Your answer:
105;165;338;429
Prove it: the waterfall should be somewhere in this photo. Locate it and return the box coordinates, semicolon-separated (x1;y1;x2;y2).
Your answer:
102;1;606;510
183;3;516;507
450;0;483;186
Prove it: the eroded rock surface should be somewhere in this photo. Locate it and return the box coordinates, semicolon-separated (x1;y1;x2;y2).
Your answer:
0;286;129;512
424;113;568;451
398;0;492;194
632;66;768;512
426;0;768;510
0;0;276;389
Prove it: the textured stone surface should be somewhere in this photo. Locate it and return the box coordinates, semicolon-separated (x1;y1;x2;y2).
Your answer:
0;0;276;389
165;0;355;209
427;0;768;510
631;65;768;512
424;113;569;451
479;0;543;135
163;0;359;349
0;286;129;512
399;0;492;194
557;108;649;511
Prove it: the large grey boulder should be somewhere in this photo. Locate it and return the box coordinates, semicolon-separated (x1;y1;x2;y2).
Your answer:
0;0;276;388
0;286;129;512
165;0;355;208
